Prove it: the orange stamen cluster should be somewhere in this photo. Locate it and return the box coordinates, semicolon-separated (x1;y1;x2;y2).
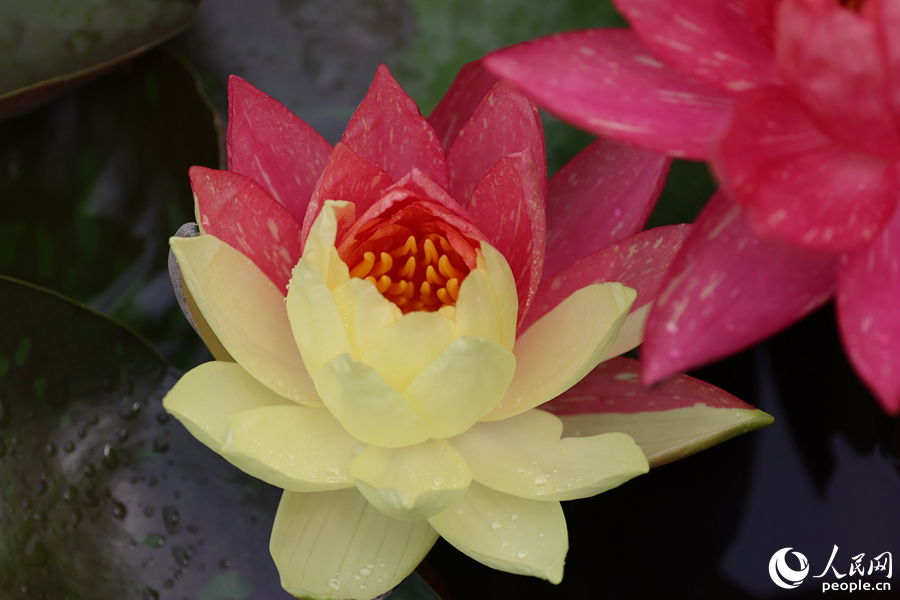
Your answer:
349;233;469;313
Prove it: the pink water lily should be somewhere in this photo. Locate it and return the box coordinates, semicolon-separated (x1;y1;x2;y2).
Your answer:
164;60;772;599
485;0;900;414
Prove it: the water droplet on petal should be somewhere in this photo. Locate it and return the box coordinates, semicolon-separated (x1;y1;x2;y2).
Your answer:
518;550;529;560
328;579;341;590
491;520;501;530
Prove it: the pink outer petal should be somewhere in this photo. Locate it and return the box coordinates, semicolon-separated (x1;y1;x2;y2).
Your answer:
428;60;500;153
614;0;780;92
881;0;900;121
447;79;546;206
641;191;837;385
300;142;393;250
837;206;900;415
467;151;546;328
227;76;332;224
775;0;900;159
544;356;756;416
712;86;900;253
341;64;449;191
190;166;302;295
544;137;671;280
484;29;736;160
523;225;690;334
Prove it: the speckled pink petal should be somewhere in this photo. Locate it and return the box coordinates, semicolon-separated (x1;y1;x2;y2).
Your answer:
881;0;900;121
341;64;449;190
467;151;546;327
447;79;545;206
614;0;780;92
484;29;735;160
837;207;900;415
227;76;332;224
190;166;303;295
428;60;500;152
542;356;773;467
712;86;900;253
523;225;689;333
544;137;671;280
641;192;837;385
546;357;756;415
775;0;900;159
301;142;393;249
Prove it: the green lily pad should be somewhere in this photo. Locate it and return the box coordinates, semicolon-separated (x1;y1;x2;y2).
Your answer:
0;47;221;370
0;0;202;120
0;277;441;600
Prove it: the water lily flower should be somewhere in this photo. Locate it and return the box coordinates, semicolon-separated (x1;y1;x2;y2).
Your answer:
163;61;773;600
485;0;900;414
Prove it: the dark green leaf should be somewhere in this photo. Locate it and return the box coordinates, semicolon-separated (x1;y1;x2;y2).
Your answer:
0;277;441;599
0;48;221;369
0;0;202;119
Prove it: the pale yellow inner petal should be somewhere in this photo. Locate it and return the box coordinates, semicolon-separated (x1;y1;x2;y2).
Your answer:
360;311;454;392
604;301;651;360
331;277;402;358
451;409;648;501
483;282;636;421
350;439;473;521
286;258;352;378
454;267;503;346
480;243;518;351
428;482;567;584
163;361;293;451
222;404;363;493
271;488;439;600
403;337;516;439
559;404;774;468
315;353;432;448
302;200;353;290
170;234;321;405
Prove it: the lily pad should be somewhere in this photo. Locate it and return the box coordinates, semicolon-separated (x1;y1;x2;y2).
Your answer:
0;47;221;369
0;276;441;600
0;0;202;120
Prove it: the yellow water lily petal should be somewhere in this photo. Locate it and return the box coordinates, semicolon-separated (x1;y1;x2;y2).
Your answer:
221;405;362;493
302;200;353;290
360;311;454;392
558;404;775;468
331;277;401;358
428;482;567;584
483;282;635;421
350;440;473;521
403;337;516;439
451;409;648;501
163;361;293;451
183;282;233;362
454;267;503;346
286;258;352;378
170;234;321;406
271;488;439;600
604;302;651;360
315;353;431;448
480;243;517;351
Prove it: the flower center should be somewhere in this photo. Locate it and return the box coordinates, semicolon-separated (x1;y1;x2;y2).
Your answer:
348;232;469;313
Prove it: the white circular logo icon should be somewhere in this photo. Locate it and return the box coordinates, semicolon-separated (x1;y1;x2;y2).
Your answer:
769;548;810;589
